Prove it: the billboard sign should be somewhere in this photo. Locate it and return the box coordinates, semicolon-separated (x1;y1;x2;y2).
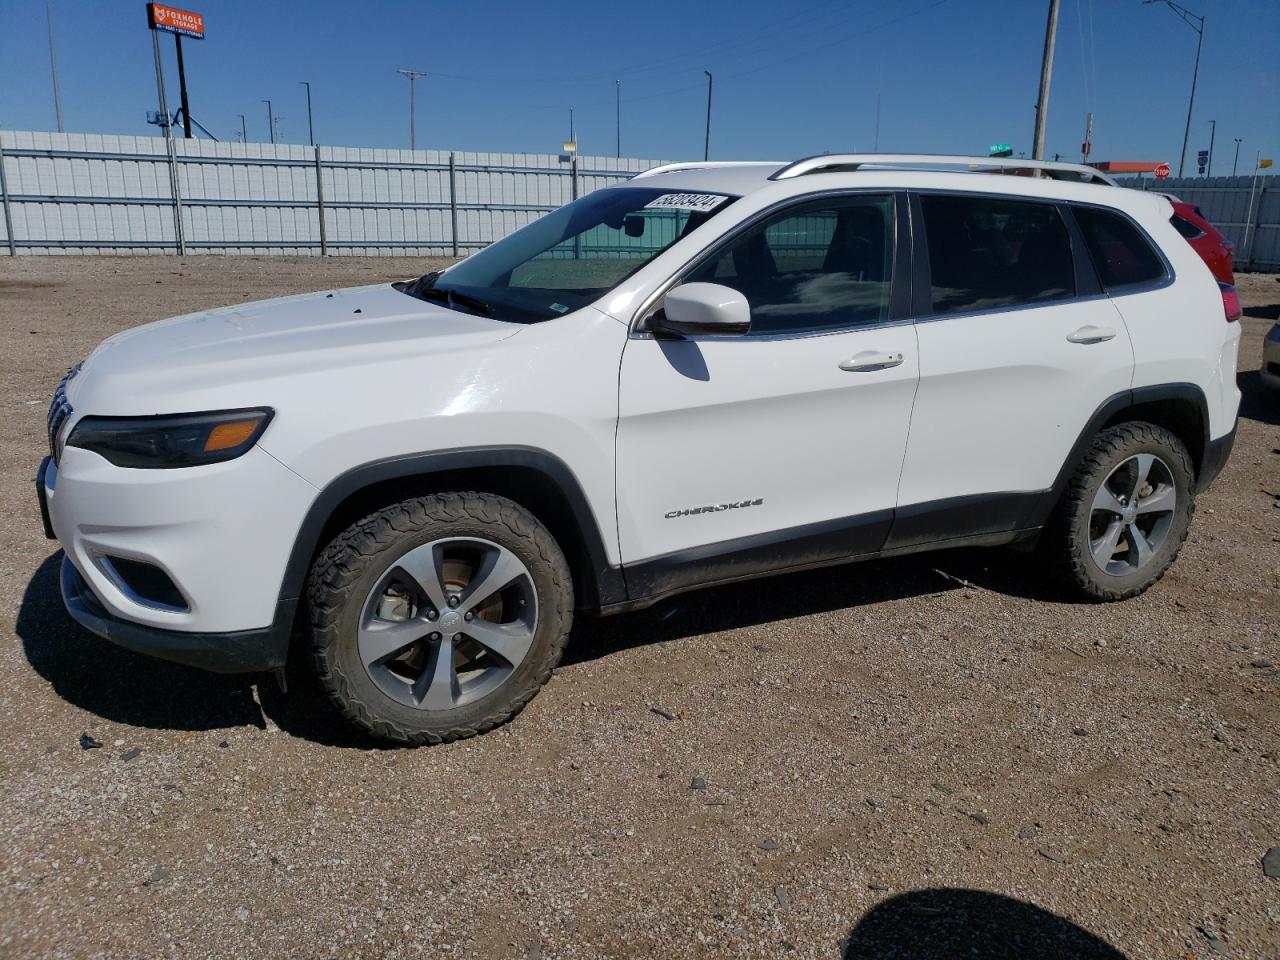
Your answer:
147;3;204;39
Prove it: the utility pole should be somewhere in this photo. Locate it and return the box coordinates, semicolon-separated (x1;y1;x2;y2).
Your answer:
569;107;575;147
1081;111;1093;163
45;0;64;132
1206;119;1215;176
262;99;275;144
1232;138;1242;176
234;114;247;142
175;34;192;138
300;81;315;145
615;80;621;158
1144;1;1203;178
1031;0;1061;162
703;70;713;162
397;69;428;150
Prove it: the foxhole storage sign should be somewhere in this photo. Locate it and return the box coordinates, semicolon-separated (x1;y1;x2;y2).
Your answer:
147;3;205;38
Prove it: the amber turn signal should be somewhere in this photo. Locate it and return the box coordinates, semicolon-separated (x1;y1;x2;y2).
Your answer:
204;419;262;452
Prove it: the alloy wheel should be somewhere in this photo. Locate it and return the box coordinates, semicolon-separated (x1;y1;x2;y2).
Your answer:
357;537;538;710
1088;453;1177;576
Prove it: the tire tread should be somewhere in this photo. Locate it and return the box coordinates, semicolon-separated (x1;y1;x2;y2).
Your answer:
307;492;572;745
1043;421;1195;602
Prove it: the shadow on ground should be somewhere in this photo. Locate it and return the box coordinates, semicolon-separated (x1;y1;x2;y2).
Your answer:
19;542;1068;746
1238;369;1278;426
15;551;376;748
842;889;1127;959
565;546;1067;666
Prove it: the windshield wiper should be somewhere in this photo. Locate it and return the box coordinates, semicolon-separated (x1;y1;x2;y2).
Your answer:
417;285;494;316
395;271;439;298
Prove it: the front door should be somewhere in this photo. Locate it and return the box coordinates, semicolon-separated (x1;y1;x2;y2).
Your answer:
615;192;919;598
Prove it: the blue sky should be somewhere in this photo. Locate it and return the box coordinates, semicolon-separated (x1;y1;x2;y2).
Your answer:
1;0;1276;172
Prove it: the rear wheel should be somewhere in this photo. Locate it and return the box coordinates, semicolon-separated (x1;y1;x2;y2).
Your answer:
308;492;573;744
1044;422;1195;601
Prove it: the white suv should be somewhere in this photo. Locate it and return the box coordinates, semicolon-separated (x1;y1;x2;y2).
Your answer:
38;154;1242;744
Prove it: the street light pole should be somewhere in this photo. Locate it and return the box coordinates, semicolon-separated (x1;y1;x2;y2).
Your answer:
174;34;193;138
398;69;428;151
1031;0;1061;162
703;70;713;162
300;81;314;145
236;114;247;143
45;0;64;133
615;80;621;158
151;29;172;140
262;100;275;144
1232;138;1242;177
1206;119;1215;176
1144;0;1204;178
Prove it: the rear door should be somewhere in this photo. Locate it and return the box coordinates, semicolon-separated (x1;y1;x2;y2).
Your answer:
890;190;1134;548
615;192;919;596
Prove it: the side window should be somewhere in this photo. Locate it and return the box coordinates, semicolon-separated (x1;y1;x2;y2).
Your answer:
1074;206;1166;289
921;194;1075;316
683;194;895;335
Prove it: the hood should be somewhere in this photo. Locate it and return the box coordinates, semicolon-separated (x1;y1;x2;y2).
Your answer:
67;283;524;414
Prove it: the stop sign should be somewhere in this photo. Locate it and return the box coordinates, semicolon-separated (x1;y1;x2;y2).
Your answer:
1154;162;1171;180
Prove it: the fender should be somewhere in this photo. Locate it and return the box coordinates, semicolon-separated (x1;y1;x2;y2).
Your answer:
276;446;626;609
1022;382;1211;530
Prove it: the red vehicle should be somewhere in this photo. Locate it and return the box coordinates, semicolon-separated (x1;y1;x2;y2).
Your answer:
1165;197;1235;284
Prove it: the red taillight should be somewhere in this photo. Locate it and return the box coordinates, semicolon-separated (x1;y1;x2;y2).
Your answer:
1219;282;1242;322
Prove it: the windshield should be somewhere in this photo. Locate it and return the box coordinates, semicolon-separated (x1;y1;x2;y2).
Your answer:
399;187;738;323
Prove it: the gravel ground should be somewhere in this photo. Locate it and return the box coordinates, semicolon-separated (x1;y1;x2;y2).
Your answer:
1;257;1277;960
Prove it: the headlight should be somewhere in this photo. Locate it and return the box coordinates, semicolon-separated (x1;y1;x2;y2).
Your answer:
66;408;273;469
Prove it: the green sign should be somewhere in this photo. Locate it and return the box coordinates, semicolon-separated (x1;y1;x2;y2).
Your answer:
989;143;1013;158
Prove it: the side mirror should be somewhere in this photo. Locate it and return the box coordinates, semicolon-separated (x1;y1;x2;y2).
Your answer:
651;282;750;338
623;215;646;238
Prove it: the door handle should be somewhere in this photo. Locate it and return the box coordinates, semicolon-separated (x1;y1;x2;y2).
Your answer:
838;350;905;372
1066;325;1117;344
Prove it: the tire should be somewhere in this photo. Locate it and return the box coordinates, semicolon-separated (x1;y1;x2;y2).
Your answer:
307;492;573;745
1043;422;1195;602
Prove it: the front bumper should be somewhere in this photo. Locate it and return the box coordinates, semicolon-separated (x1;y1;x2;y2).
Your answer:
61;556;293;673
43;442;315;634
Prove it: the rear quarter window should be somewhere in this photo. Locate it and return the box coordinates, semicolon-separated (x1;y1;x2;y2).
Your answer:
1073;206;1166;290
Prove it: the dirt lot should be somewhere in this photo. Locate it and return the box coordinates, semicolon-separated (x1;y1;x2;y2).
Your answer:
1;257;1277;959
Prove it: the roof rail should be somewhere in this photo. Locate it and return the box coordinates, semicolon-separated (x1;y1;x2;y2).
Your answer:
632;161;784;179
769;154;1119;186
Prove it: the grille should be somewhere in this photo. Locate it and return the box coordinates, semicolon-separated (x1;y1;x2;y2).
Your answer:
47;362;81;464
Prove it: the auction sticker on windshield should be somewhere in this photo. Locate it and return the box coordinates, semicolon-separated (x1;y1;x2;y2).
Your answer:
643;193;730;212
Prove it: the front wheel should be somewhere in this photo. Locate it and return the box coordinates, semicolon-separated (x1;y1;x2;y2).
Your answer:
307;492;573;745
1044;422;1195;601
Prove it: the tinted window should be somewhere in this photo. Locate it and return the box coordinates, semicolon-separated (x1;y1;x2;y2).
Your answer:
921;194;1075;315
683;194;895;335
1170;214;1204;239
1074;206;1166;289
